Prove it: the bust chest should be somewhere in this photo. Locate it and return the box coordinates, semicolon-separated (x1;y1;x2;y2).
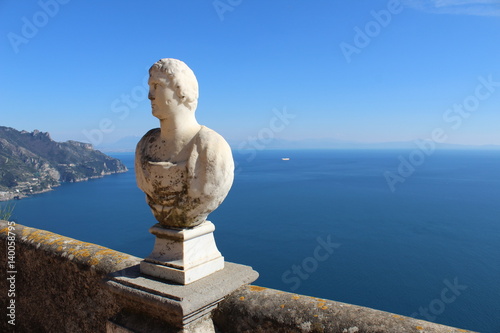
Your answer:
138;132;196;206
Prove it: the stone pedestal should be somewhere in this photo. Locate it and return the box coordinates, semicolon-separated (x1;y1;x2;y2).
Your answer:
106;262;258;333
140;221;224;285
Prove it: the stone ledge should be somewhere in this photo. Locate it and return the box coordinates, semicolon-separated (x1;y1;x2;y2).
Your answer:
213;285;476;333
0;220;134;333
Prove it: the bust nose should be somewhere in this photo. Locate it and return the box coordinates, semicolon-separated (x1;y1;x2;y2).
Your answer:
148;91;155;100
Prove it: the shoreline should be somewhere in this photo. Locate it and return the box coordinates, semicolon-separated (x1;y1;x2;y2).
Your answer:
0;169;128;202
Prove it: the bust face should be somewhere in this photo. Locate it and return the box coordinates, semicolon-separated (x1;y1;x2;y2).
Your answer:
148;71;180;120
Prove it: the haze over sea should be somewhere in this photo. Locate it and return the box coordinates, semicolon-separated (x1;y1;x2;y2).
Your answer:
3;149;499;332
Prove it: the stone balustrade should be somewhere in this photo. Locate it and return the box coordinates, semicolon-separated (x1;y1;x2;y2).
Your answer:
0;221;475;333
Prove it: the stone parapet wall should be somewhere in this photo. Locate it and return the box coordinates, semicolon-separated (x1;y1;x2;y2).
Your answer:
213;286;473;333
0;221;475;333
0;220;140;333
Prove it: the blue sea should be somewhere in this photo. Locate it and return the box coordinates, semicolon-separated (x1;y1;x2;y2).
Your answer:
3;149;500;332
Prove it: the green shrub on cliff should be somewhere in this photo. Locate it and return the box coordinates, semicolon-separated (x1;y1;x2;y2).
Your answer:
0;203;15;221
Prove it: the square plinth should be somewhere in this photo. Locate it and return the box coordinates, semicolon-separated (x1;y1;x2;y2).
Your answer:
141;221;225;285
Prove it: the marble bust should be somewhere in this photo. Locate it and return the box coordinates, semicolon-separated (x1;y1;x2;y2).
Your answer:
135;58;234;229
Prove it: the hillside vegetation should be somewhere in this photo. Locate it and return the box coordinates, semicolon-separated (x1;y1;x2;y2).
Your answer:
0;126;127;200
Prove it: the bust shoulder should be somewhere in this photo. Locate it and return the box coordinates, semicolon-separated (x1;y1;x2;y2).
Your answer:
136;128;166;161
137;128;161;147
195;126;232;153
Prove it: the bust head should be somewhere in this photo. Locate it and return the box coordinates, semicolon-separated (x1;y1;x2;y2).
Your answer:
148;59;199;114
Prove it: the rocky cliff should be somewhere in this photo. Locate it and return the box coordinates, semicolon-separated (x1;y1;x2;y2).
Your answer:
0;126;128;201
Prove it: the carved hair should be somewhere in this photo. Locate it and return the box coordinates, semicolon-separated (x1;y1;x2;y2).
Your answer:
149;58;199;111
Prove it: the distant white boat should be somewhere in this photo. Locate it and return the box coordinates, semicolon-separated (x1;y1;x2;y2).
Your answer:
281;158;290;161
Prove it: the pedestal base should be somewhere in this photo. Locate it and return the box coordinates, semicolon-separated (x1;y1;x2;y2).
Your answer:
141;221;224;285
106;262;259;333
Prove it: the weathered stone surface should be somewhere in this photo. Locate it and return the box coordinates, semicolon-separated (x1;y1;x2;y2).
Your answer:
213;285;476;333
106;261;258;330
0;221;139;333
135;58;234;229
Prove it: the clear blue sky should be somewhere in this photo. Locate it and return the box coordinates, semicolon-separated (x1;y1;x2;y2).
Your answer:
1;0;499;148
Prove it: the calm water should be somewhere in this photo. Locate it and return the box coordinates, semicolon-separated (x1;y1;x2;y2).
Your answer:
3;150;500;332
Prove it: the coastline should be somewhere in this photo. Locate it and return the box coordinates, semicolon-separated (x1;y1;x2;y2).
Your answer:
0;169;128;202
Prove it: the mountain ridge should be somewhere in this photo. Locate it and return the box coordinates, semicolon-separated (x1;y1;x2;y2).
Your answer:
0;126;128;201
